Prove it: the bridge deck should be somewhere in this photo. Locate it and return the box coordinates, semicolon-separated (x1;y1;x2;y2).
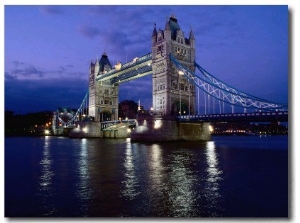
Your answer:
96;53;152;84
179;111;288;122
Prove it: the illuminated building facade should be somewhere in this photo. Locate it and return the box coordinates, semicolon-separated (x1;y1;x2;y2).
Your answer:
88;53;119;121
151;14;196;115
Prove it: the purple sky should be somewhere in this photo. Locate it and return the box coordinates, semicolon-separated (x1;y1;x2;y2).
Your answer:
4;5;288;114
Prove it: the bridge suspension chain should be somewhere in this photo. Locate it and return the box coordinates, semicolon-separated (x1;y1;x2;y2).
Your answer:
169;54;287;111
57;92;89;126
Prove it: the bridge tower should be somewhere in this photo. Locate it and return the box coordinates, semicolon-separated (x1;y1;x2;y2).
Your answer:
88;53;119;122
151;14;196;116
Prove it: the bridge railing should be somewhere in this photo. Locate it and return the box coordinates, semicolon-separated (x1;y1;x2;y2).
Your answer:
169;53;288;111
96;53;152;81
101;119;136;130
110;63;152;84
178;111;288;122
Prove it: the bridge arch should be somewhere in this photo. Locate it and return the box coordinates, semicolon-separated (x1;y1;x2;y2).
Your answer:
171;100;191;116
99;109;112;122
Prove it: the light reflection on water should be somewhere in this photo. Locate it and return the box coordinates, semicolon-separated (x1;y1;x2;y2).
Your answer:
205;141;224;216
38;136;57;216
121;140;141;200
5;136;288;217
39;136;54;187
76;138;91;216
119;141;223;217
167;149;198;217
149;144;163;189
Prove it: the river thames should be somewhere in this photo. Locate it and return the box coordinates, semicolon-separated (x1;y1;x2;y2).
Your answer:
5;135;288;218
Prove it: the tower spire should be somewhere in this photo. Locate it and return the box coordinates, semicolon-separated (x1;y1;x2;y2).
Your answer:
152;23;157;45
152;23;157;37
165;17;171;31
189;26;195;40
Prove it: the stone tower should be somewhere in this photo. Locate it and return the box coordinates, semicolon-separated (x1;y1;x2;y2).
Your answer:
88;53;119;121
152;14;196;116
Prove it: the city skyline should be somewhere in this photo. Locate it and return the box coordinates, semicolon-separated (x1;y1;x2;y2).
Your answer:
4;5;288;114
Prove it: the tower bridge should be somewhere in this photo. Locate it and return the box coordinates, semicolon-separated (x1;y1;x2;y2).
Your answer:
54;14;287;140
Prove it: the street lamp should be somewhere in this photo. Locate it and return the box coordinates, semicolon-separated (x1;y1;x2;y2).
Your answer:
178;70;184;116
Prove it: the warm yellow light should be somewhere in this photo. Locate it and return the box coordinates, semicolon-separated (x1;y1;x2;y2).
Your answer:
209;125;213;132
154;120;162;129
45;130;50;135
115;62;122;70
178;70;184;75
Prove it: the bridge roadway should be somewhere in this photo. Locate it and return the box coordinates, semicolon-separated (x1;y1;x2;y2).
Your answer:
96;53;152;84
178;111;288;122
100;111;288;131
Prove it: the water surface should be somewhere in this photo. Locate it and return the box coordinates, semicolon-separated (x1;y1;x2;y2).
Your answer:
5;135;288;217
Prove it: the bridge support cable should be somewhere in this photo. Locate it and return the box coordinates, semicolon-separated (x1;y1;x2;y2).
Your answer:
57;92;89;127
169;54;288;112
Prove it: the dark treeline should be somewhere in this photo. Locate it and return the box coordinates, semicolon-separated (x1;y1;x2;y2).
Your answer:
5;100;140;137
5;110;53;136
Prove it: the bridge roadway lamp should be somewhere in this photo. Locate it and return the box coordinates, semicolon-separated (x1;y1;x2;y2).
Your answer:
178;70;184;116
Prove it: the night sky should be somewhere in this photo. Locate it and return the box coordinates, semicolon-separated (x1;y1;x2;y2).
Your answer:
4;5;289;114
1;2;299;221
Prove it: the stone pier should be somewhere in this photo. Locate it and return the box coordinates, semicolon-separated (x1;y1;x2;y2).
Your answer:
131;114;211;142
69;121;131;138
69;115;211;141
69;121;102;138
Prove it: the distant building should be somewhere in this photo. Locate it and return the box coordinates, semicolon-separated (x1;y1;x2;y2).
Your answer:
118;100;138;119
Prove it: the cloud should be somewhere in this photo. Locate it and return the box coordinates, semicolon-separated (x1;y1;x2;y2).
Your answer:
11;64;44;78
85;5;119;16
5;77;88;114
5;71;16;81
78;24;101;39
4;73;153;114
39;6;64;15
7;61;86;80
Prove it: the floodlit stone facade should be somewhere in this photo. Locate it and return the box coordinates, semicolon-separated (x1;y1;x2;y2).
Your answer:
151;14;196;116
88;53;119;122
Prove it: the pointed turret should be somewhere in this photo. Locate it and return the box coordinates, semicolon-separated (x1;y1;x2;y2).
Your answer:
90;61;95;74
152;23;157;45
164;17;171;31
189;26;195;47
163;16;171;41
189;27;195;40
152;23;157;37
99;52;112;74
95;57;100;75
167;13;181;40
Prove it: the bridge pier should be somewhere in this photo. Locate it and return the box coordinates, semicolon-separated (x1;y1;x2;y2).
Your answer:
69;121;132;138
131;114;211;142
69;121;102;138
